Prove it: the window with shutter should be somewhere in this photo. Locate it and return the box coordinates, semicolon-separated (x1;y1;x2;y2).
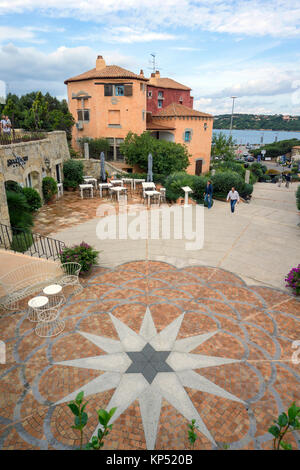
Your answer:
124;84;133;96
104;84;113;96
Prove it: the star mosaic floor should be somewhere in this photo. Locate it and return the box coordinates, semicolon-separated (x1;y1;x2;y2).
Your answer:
0;261;299;450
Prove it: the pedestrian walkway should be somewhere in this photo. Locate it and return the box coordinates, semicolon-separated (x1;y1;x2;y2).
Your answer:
48;183;300;291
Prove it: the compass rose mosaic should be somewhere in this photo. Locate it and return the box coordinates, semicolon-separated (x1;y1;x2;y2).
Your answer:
0;261;299;450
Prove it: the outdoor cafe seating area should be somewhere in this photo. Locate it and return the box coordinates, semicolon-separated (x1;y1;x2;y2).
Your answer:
79;175;167;206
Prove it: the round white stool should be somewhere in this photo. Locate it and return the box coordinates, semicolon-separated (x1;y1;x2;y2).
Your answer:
43;284;65;308
28;296;49;322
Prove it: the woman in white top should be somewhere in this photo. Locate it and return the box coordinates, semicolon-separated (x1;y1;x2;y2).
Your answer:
226;187;240;213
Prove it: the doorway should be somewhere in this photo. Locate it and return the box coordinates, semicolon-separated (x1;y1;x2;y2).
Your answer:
195;159;203;175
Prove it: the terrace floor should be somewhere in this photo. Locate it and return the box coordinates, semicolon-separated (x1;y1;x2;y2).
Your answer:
0;260;299;450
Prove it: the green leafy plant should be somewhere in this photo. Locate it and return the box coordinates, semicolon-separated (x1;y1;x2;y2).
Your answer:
10;231;34;253
5;181;23;193
42;176;58;202
68;391;89;450
120;131;190;176
68;391;116;450
268;402;300;449
59;242;99;273
85;407;117;450
6;190;33;231
187;419;199;449
22;187;42;211
296;185;300;211
78;137;110;159
63;160;84;189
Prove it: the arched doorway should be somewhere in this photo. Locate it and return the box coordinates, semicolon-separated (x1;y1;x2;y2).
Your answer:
24;170;41;193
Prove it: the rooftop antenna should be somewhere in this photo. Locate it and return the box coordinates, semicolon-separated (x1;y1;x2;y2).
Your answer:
147;53;163;74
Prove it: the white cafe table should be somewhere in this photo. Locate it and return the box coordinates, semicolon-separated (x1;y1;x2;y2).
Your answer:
110;179;123;187
122;178;134;190
99;182;112;198
79;184;94;198
133;178;146;190
145;190;160;207
83;177;97;189
110;186;127;202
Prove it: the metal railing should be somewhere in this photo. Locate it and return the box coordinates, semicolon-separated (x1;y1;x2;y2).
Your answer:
0;131;47;146
0;223;65;260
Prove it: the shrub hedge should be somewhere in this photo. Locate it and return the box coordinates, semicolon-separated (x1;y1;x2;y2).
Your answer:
22;187;42;211
296;185;300;210
63;160;84;189
42;177;58;202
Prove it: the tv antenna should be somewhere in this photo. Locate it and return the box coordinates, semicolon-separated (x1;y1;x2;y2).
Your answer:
148;53;162;74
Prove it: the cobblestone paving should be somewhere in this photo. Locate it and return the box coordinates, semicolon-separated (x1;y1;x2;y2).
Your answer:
0;261;299;450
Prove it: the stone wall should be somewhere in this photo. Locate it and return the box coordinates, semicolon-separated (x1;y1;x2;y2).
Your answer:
0;131;70;226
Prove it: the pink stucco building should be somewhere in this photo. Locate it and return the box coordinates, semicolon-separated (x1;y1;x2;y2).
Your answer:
65;55;213;174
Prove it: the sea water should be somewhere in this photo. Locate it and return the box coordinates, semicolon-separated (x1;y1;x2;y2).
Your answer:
213;128;300;145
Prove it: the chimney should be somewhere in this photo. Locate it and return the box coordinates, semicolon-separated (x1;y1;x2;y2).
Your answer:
96;55;106;70
140;69;144;77
151;72;155;77
155;70;160;78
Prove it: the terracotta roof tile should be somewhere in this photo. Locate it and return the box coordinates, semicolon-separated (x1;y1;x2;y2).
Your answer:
146;119;175;131
154;103;213;118
65;65;148;84
148;77;191;91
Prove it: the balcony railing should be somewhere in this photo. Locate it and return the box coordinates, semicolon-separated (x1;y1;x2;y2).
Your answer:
0;131;47;146
0;223;65;261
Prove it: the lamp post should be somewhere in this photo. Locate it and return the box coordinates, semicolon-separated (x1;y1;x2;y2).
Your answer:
229;96;237;137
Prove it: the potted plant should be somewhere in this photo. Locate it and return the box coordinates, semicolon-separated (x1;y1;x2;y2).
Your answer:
42;177;58;204
59;242;100;275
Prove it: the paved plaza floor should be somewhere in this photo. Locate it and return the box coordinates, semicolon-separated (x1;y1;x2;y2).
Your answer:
1;182;299;450
35;182;300;291
0;260;299;450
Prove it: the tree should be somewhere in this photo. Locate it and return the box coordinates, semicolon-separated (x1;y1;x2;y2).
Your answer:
120;131;190;175
31;91;49;130
211;132;236;162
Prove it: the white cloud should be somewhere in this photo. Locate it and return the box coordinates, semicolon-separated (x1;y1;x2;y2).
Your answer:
0;43;139;97
0;1;300;38
103;26;178;43
0;26;43;44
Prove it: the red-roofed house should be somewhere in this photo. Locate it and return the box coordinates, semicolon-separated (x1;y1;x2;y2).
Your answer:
65;56;213;174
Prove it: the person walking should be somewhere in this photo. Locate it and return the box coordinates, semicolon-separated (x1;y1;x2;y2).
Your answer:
3;115;11;135
203;180;213;209
278;174;283;187
285;173;291;188
226;186;240;213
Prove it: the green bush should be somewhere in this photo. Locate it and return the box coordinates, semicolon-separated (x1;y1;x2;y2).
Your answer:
6;191;33;230
5;181;23;193
191;176;209;203
240;183;253;198
78;137;109;159
266;169;280;176
211;171;246;198
63;160;84;189
42;177;58;202
164;172;197;202
10;231;33;253
296;185;300;210
59;242;100;273
22;187;42;211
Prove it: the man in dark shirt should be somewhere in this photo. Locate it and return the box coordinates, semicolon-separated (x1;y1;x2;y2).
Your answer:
204;180;213;209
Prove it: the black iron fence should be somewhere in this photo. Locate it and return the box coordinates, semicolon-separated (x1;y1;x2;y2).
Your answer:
0;223;65;260
0;131;47;146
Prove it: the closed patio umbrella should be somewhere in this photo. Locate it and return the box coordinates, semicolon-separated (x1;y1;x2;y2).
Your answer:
147;152;153;182
100;151;106;182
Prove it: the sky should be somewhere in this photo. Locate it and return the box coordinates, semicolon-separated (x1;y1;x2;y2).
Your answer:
0;0;300;116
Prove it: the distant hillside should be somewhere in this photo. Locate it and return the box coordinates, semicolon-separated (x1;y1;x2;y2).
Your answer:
213;114;300;131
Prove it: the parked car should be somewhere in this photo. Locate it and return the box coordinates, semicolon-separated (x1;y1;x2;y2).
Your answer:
245;155;255;162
